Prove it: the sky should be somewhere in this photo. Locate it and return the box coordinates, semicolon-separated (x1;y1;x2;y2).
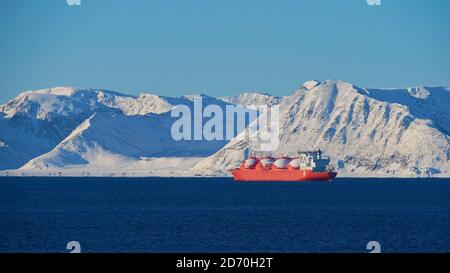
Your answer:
0;0;449;103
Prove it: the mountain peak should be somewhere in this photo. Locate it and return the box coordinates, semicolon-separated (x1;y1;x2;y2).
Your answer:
182;93;213;100
302;80;321;90
20;87;133;100
23;86;79;97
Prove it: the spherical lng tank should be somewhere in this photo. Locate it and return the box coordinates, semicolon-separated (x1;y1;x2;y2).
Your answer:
288;158;301;169
244;158;259;168
273;158;291;169
259;158;275;167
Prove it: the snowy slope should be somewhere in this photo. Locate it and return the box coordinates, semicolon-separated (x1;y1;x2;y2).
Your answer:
0;87;99;170
21;110;228;170
193;80;450;177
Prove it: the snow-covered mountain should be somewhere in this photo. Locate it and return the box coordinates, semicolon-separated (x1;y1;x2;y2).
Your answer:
1;81;449;177
21;110;228;170
0;87;245;171
193;80;450;177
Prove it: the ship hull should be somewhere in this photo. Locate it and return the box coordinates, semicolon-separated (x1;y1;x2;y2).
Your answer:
231;168;336;182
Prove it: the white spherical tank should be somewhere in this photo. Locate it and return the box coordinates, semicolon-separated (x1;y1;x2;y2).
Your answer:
260;158;275;167
273;158;291;169
289;158;301;169
244;158;258;168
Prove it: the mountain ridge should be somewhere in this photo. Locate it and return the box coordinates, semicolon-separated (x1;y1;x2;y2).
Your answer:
1;80;449;177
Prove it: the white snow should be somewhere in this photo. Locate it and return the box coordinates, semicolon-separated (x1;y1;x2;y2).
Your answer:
9;157;204;177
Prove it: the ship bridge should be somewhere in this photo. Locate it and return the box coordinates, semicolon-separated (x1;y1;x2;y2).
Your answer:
297;150;331;172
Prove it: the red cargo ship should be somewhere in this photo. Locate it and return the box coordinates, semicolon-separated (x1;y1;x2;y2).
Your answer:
231;150;337;182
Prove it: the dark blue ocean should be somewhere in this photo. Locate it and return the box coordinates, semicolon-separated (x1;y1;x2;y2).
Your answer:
0;177;449;253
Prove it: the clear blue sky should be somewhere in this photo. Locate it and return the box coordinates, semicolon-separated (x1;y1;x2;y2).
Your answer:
0;0;449;102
